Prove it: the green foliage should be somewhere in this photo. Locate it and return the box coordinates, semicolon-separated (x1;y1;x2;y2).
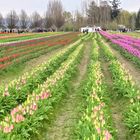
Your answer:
0;35;86;139
0;40;81;120
110;0;121;20
136;9;140;29
99;32;140;139
75;38;115;140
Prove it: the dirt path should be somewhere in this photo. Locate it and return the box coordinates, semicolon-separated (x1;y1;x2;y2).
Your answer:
99;48;129;140
0;45;67;85
107;42;140;89
39;42;91;140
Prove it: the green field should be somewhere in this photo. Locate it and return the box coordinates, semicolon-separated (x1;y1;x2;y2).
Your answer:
0;32;140;140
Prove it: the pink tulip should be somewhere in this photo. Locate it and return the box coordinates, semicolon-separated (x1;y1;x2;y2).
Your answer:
15;114;25;123
36;95;40;101
3;127;10;133
10;124;14;131
104;130;112;140
97;127;101;134
4;91;9;96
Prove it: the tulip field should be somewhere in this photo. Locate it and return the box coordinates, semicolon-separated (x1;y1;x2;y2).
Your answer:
100;31;140;67
0;32;140;140
0;32;62;43
0;32;79;70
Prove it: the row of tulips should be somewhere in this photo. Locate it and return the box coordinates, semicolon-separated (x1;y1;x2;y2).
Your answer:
0;45;54;70
0;32;75;51
98;35;140;139
100;31;140;59
113;34;140;49
0;32;61;44
0;42;84;139
0;39;82;121
83;33;94;41
0;33;16;35
76;39;114;140
0;34;79;70
0;33;78;59
0;38;76;70
98;34;139;97
0;33;38;39
109;60;140;139
114;38;140;51
96;33;115;62
0;37;74;63
0;33;77;55
100;31;140;68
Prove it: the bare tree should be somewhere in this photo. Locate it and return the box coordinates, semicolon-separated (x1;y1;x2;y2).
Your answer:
30;11;42;29
44;15;53;29
46;0;65;31
86;0;111;28
100;1;111;28
20;10;29;29
75;10;85;31
6;10;19;30
87;1;100;26
0;13;4;28
54;0;65;30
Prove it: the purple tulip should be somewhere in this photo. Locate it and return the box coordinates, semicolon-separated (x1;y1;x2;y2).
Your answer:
100;31;140;59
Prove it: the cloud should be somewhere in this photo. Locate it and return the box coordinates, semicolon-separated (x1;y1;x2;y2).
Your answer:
0;0;47;16
0;0;139;17
121;0;140;12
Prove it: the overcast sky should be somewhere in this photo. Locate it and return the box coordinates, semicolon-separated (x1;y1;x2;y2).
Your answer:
0;0;139;16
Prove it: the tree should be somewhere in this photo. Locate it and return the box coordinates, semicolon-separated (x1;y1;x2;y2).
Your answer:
74;10;85;31
108;20;118;30
87;1;99;26
20;10;29;29
63;11;72;23
117;10;131;27
54;1;65;30
130;13;136;30
6;10;19;30
110;0;121;20
62;11;73;31
136;9;140;29
86;0;111;28
0;13;4;28
30;11;42;29
46;0;65;31
44;1;54;30
100;1;111;28
44;14;53;29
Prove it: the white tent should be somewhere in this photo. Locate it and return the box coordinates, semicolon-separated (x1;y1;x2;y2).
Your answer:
80;26;101;33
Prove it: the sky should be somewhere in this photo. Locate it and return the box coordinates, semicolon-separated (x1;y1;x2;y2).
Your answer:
0;0;139;16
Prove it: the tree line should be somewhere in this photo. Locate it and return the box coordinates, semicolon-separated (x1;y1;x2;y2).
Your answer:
84;0;140;31
0;0;140;32
0;0;66;32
